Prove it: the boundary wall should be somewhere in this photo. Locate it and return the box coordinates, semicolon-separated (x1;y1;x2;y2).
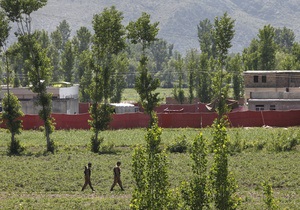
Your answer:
1;110;300;130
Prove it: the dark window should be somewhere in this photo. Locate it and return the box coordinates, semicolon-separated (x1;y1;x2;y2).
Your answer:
254;76;259;83
270;105;276;110
255;105;264;111
262;75;267;83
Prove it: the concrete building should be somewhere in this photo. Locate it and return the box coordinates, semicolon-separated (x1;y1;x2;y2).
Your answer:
0;85;79;114
110;103;139;114
244;70;300;111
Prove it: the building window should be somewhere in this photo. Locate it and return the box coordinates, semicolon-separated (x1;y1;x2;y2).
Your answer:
262;75;267;83
255;105;264;111
254;76;259;83
270;105;276;110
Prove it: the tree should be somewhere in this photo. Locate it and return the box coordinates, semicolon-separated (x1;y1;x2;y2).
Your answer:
75;26;92;53
198;18;216;58
172;52;185;104
1;0;56;153
186;49;199;104
89;6;126;152
258;25;276;70
60;40;75;82
110;53;129;103
228;54;244;100
181;133;208;209
213;12;235;117
78;50;92;102
149;39;170;74
130;115;170;209
2;93;24;155
127;12;160;126
0;10;24;155
56;19;71;50
49;30;62;82
274;27;295;53
210;117;240;209
197;53;212;103
210;13;240;208
242;38;259;70
0;10;9;49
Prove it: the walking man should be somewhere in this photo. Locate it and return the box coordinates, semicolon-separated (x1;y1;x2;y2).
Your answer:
110;161;124;191
81;162;95;192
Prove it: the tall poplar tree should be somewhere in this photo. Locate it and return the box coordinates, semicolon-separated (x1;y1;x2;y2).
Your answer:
210;12;240;209
258;24;276;70
1;0;56;153
89;6;126;152
0;9;24;155
127;12;160;126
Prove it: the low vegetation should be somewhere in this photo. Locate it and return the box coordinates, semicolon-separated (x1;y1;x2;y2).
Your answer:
0;127;299;209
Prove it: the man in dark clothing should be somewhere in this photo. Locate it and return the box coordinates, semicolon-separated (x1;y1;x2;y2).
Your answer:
81;162;95;192
110;161;124;191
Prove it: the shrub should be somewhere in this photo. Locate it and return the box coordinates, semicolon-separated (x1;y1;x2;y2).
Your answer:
268;130;299;152
227;130;246;154
100;143;116;154
167;135;189;153
262;181;278;209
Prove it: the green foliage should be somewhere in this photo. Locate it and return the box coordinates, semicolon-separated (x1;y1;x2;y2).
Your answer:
2;93;24;155
198;18;216;58
197;53;212;103
262;181;279;210
88;103;114;132
127;12;159;51
7;137;24;155
214;12;235;66
167;134;189;153
88;104;114;153
90;135;103;153
267;130;299;152
258;24;276;70
131;116;170;209
0;10;10;50
227;54;244;100
227;129;246;154
210;117;240;209
127;12;161;125
186;49;198;104
182;132;209;209
0;128;300;209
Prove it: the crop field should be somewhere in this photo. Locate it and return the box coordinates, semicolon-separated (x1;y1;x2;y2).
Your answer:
0;127;299;209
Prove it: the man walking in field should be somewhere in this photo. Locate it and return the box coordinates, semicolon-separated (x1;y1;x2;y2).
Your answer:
81;162;95;192
110;161;124;191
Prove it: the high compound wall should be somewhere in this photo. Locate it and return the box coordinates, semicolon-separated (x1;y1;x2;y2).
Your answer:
1;110;300;130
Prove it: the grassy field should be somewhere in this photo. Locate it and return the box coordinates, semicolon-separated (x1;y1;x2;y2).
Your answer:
121;88;183;103
0;127;299;209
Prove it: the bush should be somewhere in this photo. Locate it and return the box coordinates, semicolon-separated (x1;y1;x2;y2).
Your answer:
268;130;299;152
167;135;189;153
227;130;246;154
100;143;116;154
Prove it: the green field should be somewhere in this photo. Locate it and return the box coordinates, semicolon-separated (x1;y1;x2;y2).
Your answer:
0;127;299;209
121;88;184;103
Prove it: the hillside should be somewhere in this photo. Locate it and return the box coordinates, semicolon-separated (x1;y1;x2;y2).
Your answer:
8;0;300;54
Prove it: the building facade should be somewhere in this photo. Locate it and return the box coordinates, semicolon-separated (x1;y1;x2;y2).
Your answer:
0;85;79;114
244;70;300;111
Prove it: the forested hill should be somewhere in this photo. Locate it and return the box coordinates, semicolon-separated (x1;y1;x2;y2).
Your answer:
19;0;300;53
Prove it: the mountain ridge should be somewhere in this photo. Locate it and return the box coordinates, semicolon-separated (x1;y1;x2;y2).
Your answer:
7;0;300;54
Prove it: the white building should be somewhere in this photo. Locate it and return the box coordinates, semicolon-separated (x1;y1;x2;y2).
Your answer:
0;85;79;114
